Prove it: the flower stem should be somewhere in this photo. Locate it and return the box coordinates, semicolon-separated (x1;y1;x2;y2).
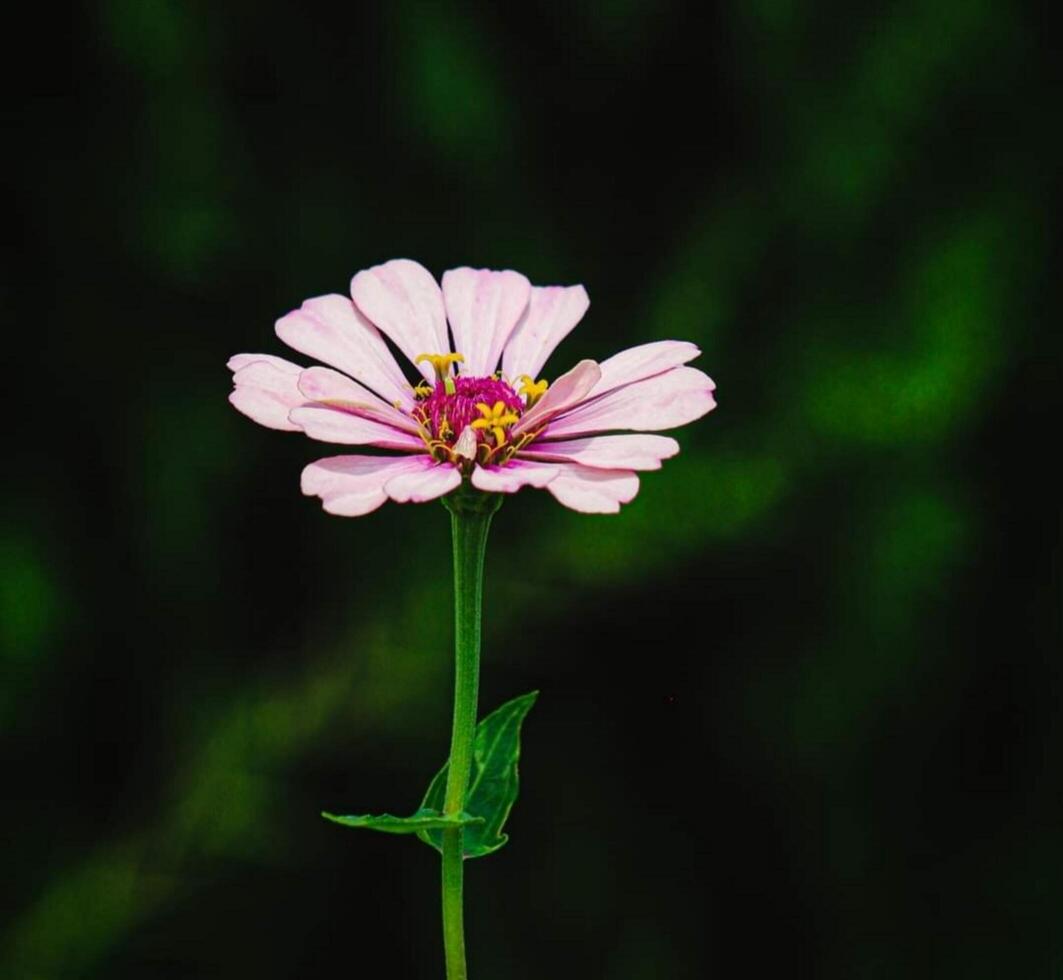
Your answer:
440;488;501;980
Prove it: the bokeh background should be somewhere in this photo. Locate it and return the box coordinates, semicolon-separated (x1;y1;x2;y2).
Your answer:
4;1;1059;977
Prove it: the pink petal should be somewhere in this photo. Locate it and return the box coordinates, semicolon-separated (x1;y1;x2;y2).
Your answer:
350;259;450;382
518;434;679;471
228;355;306;431
589;340;701;397
382;460;462;503
442;267;531;377
470;460;560;494
275;294;413;408
301;455;428;517
545;463;640;514
288;406;425;450
512;359;602;435
542;366;716;439
501;285;590;381
298;366;419;433
227;353;302;374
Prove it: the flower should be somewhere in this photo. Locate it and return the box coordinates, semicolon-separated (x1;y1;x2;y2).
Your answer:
228;260;716;515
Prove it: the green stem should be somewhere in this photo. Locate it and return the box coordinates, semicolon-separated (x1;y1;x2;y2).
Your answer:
440;488;501;980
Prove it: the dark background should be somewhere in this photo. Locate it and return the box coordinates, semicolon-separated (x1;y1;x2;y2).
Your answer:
4;1;1060;977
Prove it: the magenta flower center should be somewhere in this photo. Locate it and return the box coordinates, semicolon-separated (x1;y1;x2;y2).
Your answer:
414;375;524;448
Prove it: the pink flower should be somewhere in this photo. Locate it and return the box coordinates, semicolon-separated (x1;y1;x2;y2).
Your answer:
228;260;716;515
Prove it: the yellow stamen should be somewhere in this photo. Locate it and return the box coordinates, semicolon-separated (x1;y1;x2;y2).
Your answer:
518;375;549;407
415;352;465;383
470;400;520;449
413;380;433;399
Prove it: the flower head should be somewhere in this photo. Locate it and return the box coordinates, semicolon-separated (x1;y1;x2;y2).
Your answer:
228;260;715;515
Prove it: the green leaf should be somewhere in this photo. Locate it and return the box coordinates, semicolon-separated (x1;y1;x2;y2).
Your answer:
322;807;483;835
418;690;538;859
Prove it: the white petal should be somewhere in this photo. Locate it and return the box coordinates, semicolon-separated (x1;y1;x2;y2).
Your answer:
443;267;531;377
275;294;413;407
545;464;640;514
501;285;589;380
470;461;560;493
512;359;601;435
518;434;679;471
350;259;450;381
543;366;716;438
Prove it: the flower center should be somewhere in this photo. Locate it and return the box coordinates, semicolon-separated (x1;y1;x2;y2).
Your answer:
414;375;523;458
411;353;550;467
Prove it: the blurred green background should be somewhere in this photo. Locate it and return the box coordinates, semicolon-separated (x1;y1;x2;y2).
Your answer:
4;1;1059;977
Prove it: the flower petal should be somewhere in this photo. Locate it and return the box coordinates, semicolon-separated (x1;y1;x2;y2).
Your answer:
541;366;716;439
382;460;462;503
512;359;601;435
297;366;419;433
228;355;306;431
288;406;425;450
301;455;428;517
227;353;301;374
501;285;590;381
545;463;640;514
442;267;531;377
589;340;701;397
471;460;560;493
275;294;413;408
518;434;679;471
350;259;449;381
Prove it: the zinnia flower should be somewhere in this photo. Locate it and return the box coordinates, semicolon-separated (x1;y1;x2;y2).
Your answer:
228;259;715;514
